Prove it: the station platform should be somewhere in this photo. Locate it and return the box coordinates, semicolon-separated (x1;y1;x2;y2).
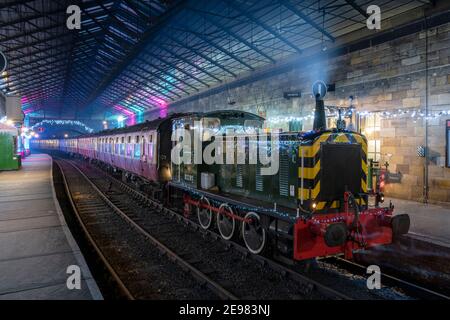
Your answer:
0;154;102;300
388;197;450;248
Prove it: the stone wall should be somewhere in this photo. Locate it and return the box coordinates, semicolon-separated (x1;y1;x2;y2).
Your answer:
155;21;450;204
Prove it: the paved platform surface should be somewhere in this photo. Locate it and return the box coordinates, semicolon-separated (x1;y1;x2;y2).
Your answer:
0;154;102;300
388;197;450;248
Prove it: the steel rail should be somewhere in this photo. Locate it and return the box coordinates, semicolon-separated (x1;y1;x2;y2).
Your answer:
54;160;134;300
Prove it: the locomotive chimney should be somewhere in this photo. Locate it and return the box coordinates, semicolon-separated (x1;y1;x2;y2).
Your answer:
313;94;326;131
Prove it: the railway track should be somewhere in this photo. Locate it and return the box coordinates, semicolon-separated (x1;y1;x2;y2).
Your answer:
58;155;447;300
56;156;350;300
55;158;231;300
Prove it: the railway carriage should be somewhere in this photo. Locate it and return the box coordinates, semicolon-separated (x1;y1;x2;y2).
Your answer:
60;137;77;154
31;103;410;262
32;139;59;150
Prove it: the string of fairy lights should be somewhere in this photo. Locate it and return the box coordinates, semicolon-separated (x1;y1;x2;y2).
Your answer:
266;107;450;124
6;106;447;136
30;120;94;133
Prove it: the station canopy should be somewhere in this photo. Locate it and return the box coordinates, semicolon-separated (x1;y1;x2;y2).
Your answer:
0;0;431;120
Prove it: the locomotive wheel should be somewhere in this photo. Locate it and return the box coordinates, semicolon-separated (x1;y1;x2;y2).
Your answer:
242;212;266;254
217;203;236;240
197;197;213;230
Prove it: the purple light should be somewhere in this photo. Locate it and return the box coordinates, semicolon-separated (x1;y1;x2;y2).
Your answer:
147;97;168;118
126;115;136;126
159;107;168;118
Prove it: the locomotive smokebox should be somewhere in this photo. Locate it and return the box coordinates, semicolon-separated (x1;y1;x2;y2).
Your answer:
313;94;326;131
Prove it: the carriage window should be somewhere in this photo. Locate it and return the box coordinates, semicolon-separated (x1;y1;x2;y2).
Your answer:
120;141;125;155
115;138;120;154
134;143;141;159
148;135;154;161
126;142;133;157
201;117;221;140
202;117;221;130
244;120;263;134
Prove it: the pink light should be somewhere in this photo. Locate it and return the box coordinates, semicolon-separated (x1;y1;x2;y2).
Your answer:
147;97;168;118
113;105;135;116
159;107;168;118
126;115;136;126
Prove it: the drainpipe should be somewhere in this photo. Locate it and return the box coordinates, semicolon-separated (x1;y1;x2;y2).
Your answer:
423;15;430;203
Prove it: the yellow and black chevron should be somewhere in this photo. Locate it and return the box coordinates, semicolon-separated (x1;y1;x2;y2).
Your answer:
298;131;368;211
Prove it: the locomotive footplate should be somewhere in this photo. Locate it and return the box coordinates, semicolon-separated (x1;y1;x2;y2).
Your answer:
169;182;299;223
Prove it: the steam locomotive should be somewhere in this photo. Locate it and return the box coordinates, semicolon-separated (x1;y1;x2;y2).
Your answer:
32;97;410;262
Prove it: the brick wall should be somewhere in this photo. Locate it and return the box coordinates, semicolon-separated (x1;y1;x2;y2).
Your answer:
155;21;450;204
